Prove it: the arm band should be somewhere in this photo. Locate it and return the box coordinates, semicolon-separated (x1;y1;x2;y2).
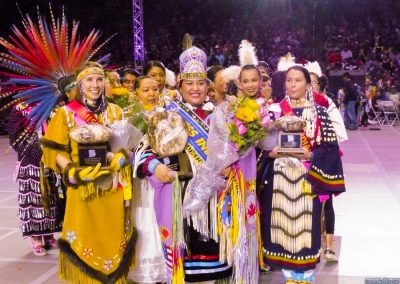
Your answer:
148;159;161;175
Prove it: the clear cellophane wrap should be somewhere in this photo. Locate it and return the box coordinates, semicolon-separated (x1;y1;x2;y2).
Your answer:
108;119;144;153
183;102;239;217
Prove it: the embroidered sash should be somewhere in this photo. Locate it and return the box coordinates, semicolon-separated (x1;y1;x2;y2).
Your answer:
166;101;209;163
65;100;100;125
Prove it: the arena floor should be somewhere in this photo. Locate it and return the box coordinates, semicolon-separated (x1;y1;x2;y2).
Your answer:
1;125;400;283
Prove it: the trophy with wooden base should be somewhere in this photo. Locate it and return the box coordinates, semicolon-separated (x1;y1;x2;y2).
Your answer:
275;116;306;154
147;111;191;181
70;123;112;170
70;124;114;190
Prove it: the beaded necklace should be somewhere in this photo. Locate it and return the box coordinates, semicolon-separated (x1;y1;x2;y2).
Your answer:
286;90;321;145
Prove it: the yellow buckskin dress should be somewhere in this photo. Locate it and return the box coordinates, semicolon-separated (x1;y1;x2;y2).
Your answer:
41;102;136;284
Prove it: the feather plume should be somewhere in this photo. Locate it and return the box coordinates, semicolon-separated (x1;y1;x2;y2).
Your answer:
0;5;108;142
277;53;299;71
182;33;192;51
238;40;258;66
165;68;176;87
221;65;241;81
304;61;322;77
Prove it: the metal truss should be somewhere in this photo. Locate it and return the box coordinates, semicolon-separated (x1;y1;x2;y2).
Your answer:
132;0;144;72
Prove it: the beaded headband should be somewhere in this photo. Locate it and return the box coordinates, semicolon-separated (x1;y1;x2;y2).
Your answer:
77;67;104;82
178;72;208;81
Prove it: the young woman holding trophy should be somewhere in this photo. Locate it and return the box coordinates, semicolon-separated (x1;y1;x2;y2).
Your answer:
41;62;136;283
260;66;346;284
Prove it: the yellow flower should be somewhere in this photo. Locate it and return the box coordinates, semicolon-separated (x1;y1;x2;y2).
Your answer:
235;106;258;122
245;99;260;111
110;87;130;96
143;103;155;111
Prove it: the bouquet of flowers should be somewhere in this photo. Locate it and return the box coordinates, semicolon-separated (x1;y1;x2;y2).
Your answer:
109;87;131;109
107;89;148;152
228;97;270;153
183;98;271;217
124;100;148;134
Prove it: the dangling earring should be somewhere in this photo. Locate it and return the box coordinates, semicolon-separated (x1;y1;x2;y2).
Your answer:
306;87;313;101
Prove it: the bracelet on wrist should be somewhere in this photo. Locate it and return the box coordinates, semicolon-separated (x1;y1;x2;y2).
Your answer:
148;159;161;175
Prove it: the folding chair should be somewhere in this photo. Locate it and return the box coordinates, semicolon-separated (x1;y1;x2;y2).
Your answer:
370;100;386;126
380;100;400;126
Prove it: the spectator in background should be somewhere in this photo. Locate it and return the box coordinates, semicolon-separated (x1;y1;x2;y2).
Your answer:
120;67;140;92
206;65;230;105
214;45;225;66
258;61;272;99
342;72;359;130
340;45;353;61
360;76;375;127
319;75;339;107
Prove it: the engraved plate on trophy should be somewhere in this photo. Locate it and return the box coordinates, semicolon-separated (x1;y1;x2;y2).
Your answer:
159;155;181;172
70;124;112;170
78;143;108;168
276;131;304;154
275;115;305;154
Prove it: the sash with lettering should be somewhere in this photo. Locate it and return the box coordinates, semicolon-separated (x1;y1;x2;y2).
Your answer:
166;100;209;163
65;100;100;126
151;101;210;282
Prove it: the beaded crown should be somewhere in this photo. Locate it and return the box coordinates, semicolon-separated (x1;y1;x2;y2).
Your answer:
178;46;207;81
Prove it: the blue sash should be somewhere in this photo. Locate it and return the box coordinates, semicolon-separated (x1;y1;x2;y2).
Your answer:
166;101;208;163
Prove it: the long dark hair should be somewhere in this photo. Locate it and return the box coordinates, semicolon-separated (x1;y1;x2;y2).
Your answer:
271;71;286;102
238;64;261;80
133;75;154;91
143;60;166;75
286;65;311;84
207;65;223;82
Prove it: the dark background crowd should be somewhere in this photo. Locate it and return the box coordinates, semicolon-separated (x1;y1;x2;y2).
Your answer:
1;0;399;73
1;0;400;132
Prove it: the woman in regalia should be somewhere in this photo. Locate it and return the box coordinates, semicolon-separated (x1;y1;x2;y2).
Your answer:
136;35;232;283
41;62;136;283
261;66;346;284
128;76;167;283
0;9;108;258
144;60;178;107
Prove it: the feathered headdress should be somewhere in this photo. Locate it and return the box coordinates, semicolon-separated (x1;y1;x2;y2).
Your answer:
221;40;258;82
238;40;258;66
182;33;193;51
277;53;299;72
165;67;176;87
304;61;322;77
178;33;207;81
0;5;110;134
221;65;241;82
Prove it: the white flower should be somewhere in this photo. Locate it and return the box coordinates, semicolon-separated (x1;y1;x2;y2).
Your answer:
103;259;114;271
202;102;214;112
66;231;77;244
